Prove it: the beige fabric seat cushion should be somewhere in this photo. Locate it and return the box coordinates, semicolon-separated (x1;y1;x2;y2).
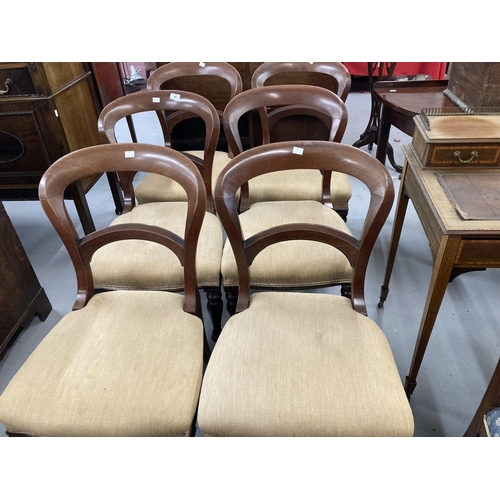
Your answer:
221;200;353;287
134;150;230;204
0;290;204;436
247;169;352;211
198;292;414;437
91;202;223;290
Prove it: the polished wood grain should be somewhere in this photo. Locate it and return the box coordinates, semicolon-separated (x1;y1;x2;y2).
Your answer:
0;200;51;359
379;144;500;397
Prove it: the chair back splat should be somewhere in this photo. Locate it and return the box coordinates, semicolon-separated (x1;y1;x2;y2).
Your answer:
214;141;394;315
199;141;413;437
147;62;243;156
251;62;351;102
223;85;348;213
0;143;208;437
39;143;206;313
98;90;219;213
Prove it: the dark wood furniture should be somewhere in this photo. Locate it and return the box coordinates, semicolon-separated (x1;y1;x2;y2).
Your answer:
0;62;123;234
0;143;208;437
0;200;51;359
97;90;224;340
378;144;500;397
197;141;414;437
373;79;451;173
220;85;351;316
464;354;500;436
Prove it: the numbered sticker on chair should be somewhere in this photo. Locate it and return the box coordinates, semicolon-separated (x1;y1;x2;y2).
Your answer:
152;97;160;103
292;147;304;155
170;93;181;101
199;62;206;67
125;151;135;158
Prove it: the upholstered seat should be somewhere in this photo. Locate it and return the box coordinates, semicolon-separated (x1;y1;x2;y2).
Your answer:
92;202;222;290
97;90;224;339
250;62;352;219
0;291;204;437
197;140;414;437
135;150;231;207
245;169;352;214
140;62;243;205
220;85;352;315
198;292;413;437
0;143;209;437
221;200;352;288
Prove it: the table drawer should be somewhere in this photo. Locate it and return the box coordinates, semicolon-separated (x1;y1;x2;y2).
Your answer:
0;64;36;97
429;145;500;167
455;239;500;267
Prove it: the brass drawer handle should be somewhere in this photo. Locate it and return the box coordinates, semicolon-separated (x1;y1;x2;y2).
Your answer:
0;78;13;96
454;150;479;163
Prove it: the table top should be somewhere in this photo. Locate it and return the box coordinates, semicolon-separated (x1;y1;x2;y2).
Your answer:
374;80;452;116
404;144;500;235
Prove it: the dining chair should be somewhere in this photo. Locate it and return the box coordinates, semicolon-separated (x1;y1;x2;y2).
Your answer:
142;62;243;204
250;62;352;219
96;90;224;340
197;140;414;436
0;143;209;436
251;62;351;101
219;84;351;316
224;84;348;216
464;354;500;437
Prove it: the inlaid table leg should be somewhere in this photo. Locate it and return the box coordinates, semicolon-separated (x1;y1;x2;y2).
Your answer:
405;235;462;397
379;169;410;307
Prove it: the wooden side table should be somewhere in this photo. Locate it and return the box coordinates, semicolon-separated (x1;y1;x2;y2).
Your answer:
378;144;500;397
373;79;451;173
0;201;51;359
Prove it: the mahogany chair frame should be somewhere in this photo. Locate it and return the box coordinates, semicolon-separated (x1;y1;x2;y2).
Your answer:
97;90;223;338
98;90;220;213
39;143;207;318
222;84;348;214
251;62;352;102
214;140;394;316
3;144;210;437
147;62;243;156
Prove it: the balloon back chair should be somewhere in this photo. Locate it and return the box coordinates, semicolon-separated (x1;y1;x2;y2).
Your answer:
143;61;243;204
96;90;224;340
0;143;209;436
197;140;414;436
219;85;352;316
251;62;352;219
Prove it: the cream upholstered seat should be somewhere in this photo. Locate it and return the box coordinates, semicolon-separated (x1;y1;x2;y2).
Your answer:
221;200;352;288
96;90;224;340
197;141;414;437
220;85;352;315
0;143;208;436
140;62;243;205
250;62;352;220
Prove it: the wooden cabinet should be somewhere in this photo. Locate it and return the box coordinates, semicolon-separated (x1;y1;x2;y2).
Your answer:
0;62;123;234
0;200;51;359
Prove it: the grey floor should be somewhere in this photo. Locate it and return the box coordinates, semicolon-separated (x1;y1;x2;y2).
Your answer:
1;89;499;438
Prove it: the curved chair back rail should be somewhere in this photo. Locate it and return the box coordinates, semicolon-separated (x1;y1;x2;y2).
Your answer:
39;143;207;313
97;90;219;213
214;140;394;314
147;62;243;147
251;62;352;102
222;84;348;211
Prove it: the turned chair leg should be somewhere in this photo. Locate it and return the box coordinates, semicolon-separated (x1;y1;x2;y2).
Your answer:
206;286;223;342
225;288;238;317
